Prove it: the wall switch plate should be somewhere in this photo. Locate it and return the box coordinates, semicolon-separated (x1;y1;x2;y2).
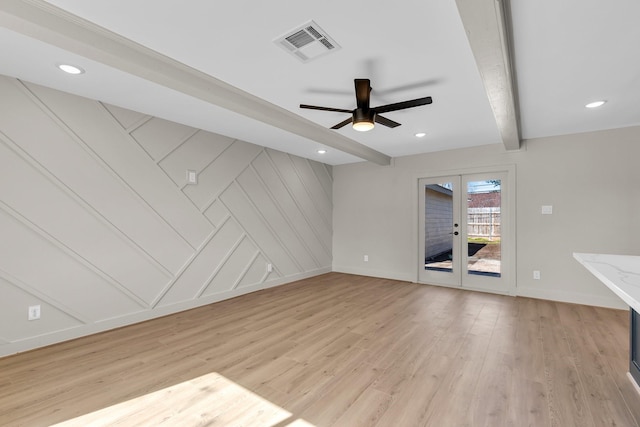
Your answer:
364;255;369;262
28;305;41;321
186;170;198;184
541;205;553;215
267;263;273;273
533;270;541;280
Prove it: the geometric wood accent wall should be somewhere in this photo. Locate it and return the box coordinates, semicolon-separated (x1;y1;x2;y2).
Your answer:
0;76;332;356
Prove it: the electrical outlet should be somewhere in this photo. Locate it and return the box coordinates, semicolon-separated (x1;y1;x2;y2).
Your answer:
533;270;541;280
267;263;273;273
364;255;369;262
28;305;41;321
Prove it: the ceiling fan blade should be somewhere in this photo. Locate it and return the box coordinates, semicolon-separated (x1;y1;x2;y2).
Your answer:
373;96;433;114
375;114;401;128
300;104;353;113
354;79;371;109
331;117;353;129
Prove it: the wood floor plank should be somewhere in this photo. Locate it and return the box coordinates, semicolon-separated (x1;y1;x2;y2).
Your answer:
538;300;595;427
1;273;638;427
557;303;639;427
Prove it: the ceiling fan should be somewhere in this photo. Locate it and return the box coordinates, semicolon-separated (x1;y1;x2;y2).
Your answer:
300;79;433;132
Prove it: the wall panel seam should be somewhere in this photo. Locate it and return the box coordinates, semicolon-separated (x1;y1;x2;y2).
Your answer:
0;131;176;279
217;197;283;278
231;250;262;290
198;146;264;213
0;267;91;324
264;149;331;257
95;102;202;251
247;163;321;268
0;201;150;309
233;178;303;272
176;140;231;207
196;232;249;297
289;155;332;229
15;80;197;256
311;159;334;204
155;128;200;165
151;215;231;308
104;107;154;134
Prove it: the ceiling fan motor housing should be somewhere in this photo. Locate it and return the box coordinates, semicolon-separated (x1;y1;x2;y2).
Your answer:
354;108;375;124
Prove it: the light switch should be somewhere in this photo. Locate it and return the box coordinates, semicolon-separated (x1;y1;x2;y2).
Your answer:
186;170;198;184
541;205;553;215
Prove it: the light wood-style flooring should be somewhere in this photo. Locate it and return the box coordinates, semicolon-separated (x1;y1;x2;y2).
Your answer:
1;273;639;426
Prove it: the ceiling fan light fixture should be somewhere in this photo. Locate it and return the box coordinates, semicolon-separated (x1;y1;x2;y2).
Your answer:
352;109;375;132
353;120;375;132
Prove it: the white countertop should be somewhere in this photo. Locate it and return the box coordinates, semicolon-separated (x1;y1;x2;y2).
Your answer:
574;253;640;313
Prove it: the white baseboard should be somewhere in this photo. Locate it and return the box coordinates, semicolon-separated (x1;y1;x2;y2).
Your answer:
0;267;331;358
331;265;414;283
517;286;628;310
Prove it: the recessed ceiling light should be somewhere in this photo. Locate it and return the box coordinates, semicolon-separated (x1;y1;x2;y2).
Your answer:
415;132;427;138
57;64;85;75
317;149;327;154
585;100;606;108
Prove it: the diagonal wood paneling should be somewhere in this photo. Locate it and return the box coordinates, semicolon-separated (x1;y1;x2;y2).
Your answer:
251;151;331;265
0;208;145;321
0;276;83;342
0;80;198;273
236;166;319;271
220;182;301;277
202;236;261;296
102;103;150;131
22;81;214;252
158;130;234;188
0;142;172;305
182;140;262;211
0;74;332;357
158;217;249;306
130;117;196;162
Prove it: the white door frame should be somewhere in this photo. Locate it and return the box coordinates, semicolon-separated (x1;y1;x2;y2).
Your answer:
413;165;517;295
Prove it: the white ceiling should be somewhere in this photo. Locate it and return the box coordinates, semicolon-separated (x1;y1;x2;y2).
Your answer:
0;0;638;165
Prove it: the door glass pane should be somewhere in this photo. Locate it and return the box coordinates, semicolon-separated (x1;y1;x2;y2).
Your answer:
466;180;501;277
424;182;454;272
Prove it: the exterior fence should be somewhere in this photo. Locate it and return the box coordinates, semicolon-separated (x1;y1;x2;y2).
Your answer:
467;207;501;240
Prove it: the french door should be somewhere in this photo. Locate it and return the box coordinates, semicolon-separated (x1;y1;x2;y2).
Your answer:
418;171;512;294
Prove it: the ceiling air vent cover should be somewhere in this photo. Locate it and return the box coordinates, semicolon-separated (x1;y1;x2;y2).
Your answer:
274;20;341;63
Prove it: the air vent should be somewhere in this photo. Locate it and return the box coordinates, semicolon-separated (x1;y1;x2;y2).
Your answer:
274;20;341;63
286;30;315;49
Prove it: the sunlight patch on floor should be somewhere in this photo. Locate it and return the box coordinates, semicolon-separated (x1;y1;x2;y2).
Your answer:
51;372;314;426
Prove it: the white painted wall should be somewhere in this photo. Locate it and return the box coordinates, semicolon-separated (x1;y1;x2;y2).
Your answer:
333;126;640;309
0;76;332;357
